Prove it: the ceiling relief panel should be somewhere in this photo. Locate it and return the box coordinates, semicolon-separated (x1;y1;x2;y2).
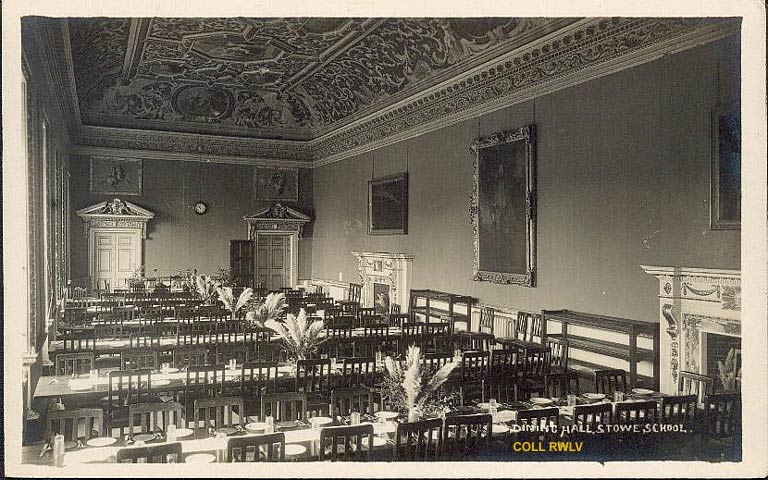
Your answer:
69;17;575;140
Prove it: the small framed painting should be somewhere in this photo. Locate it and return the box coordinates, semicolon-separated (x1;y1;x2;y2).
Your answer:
710;104;741;230
254;166;299;202
90;156;143;195
368;173;408;235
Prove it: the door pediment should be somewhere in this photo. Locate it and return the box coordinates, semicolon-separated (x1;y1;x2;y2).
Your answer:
77;198;154;238
243;203;310;238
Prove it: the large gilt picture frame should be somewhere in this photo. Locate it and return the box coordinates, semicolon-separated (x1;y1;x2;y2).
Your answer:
469;125;537;287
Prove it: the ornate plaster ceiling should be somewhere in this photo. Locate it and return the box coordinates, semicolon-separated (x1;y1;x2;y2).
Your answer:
68;17;578;141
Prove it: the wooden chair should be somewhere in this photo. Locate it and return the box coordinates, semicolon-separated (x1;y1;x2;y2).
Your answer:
183;364;226;422
115;442;182;463
330;387;376;417
128;331;160;350
61;330;96;353
128;401;184;435
615;400;658;425
678;371;714;406
441;414;492;459
62;307;89;329
393;417;443;461
173;347;208;368
547;337;569;373
357;308;378;328
192;396;245;437
516;346;552;400
240;361;280;419
120;349;158;370
659;393;699;454
703;392;741;439
459;351;489;403
352;337;381;359
104;369;154;436
478;307;495;336
388;313;410;329
227;433;286;462
54;352;95;376
594;369;628;395
423;352;454;372
544;371;580;398
45;408;103;444
295;358;332;399
260;392;307;422
571;402;614;446
215;341;255;365
486;349;520;403
340;357;376;388
318;424;374;461
515;407;559;443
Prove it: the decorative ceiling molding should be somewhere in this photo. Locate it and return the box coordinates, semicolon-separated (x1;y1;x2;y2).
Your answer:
311;17;741;167
27;17;739;167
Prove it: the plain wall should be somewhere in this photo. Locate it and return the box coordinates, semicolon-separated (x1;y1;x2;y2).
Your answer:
69;157;314;280
310;35;741;322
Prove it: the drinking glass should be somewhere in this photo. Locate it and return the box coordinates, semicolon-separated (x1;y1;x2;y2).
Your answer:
166;424;177;442
265;416;275;434
350;412;361;425
489;398;497;408
613;391;625;402
567;394;577;406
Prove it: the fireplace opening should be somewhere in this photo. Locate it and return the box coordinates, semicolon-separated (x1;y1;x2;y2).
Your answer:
704;333;741;391
373;283;390;315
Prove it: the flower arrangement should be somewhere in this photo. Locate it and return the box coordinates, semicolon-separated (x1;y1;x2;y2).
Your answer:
216;286;254;321
379;345;458;421
717;348;741;391
264;308;325;361
245;292;287;327
195;274;220;304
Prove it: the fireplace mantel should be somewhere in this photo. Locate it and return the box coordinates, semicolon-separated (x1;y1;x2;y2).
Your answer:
641;265;740;393
351;252;414;311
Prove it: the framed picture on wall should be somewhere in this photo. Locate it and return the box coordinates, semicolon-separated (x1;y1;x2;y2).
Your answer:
710;104;741;230
469;125;537;287
90;156;143;195
368;173;408;235
254;166;299;202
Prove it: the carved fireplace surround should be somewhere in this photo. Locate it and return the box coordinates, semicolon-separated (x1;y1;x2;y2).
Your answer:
351;252;414;310
641;265;740;394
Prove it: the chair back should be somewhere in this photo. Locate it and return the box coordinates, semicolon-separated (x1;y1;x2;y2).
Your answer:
704;392;741;438
514;312;529;340
544;372;580;398
227;433;286;462
388;313;410;329
340;357;376;387
107;369;153;411
393;417;443;461
489;349;520;381
116;442;182;463
479;307;495;336
121;349;159;370
442;414;492;458
128;401;184;434
678;371;714;405
594;368;628;395
215;341;254;365
129;332;160;350
573;402;614;431
347;283;362;303
55;352;95;376
45;408;103;443
423;352;453;372
241;361;280;396
330;387;376;416
615;400;659;425
62;330;96;353
260;392;308;422
318;424;373;461
660;394;698;430
516;407;559;442
193;396;245;435
173;347;208;368
363;323;389;339
460;351;489;382
185;364;226;400
547;337;569;371
296;358;332;394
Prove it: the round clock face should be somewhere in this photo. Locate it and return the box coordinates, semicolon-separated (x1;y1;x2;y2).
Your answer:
194;202;207;215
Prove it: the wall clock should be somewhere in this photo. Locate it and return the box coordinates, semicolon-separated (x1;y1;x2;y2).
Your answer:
194;201;208;215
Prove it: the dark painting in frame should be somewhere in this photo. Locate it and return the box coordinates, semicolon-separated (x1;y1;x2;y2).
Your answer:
710;104;741;230
89;156;143;195
469;125;537;287
254;166;299;202
368;173;408;235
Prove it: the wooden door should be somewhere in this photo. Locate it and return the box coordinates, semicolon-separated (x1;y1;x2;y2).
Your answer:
230;240;255;287
256;235;290;290
92;231;138;291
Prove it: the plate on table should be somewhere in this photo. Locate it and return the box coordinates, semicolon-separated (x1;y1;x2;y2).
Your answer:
275;420;299;430
374;411;399;420
132;433;157;442
631;388;655;396
63;447;115;465
284;444;307;456
215;427;238;436
153;379;171;387
158;368;180;375
185;453;216;463
476;402;491;409
309;416;333;427
495;410;516;423
529;397;554;406
86;437;117;447
174;428;194;438
245;422;268;432
583;393;606;401
492;423;511;434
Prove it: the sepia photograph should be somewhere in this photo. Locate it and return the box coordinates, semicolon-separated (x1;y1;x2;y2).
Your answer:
2;0;766;477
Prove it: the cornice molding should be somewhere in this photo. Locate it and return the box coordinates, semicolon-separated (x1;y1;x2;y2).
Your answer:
311;17;740;167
